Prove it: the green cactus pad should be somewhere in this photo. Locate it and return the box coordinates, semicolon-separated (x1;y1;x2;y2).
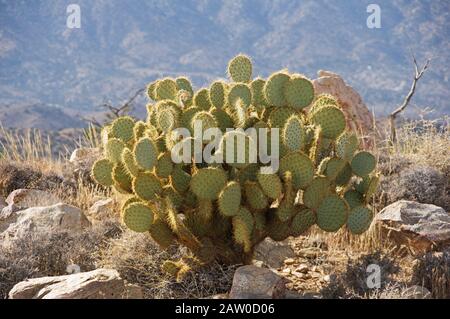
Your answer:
133;121;148;141
336;131;358;160
155;78;178;101
122;202;154;233
257;173;282;199
232;207;254;252
344;190;364;209
227;83;252;109
156;152;174;178
316;195;348;232
311;94;339;113
132;172;163;201
211;108;234;132
244;181;269;211
284;76;314;110
282;115;306;151
264;71;290;107
303;176;331;209
162;185;183;209
91;158;114;187
310;105;346;139
105;138;126;163
149;217;176;249
194;88;212;110
268;106;296;129
347;206;373;235
335;163;353;186
209;81;226;109
355;175;370;194
121;148;140;177
324;157;347;181
147;81;158;101
251;78;268;109
218;181;241;217
112;162;133;193
267;217;291;241
279;152;314;190
191;111;218;134
365;174;380;199
190;168;228;200
134;137;158;171
351;151;376;177
176;77;194;105
227;54;252;83
219;131;255;169
291;208;316;236
170;165;191;193
111;116;135;143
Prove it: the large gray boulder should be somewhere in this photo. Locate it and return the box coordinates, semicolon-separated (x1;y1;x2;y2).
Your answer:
376;200;450;252
1;203;90;245
229;265;287;299
8;269;142;299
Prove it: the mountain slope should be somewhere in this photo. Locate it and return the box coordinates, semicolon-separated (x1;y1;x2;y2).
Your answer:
0;0;448;126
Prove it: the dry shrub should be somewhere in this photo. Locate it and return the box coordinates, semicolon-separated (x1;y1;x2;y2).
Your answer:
97;231;238;299
411;251;450;299
321;252;400;299
379;165;449;210
0;220;121;299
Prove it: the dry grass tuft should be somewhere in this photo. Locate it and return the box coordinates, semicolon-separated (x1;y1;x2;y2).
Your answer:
97;230;238;299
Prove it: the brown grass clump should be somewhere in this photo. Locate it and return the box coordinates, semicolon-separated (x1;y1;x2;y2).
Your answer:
0;220;121;299
411;251;450;299
97;230;238;299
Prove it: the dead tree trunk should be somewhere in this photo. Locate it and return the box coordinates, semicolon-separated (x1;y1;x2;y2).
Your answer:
389;55;430;144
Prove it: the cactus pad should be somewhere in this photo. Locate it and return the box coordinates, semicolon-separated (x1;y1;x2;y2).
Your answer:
351;151;376;177
218;181;241;217
284;76;314;110
316;195;348;232
264;72;290;107
134;137;158;171
347;206;373;235
122;202;154;233
227;54;252;83
190;168;227;200
132;172;163;201
92;158;114;186
279;152;314;190
310;105;346;139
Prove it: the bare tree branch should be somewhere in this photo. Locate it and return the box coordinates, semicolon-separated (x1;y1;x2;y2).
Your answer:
389;54;430;143
80;88;145;128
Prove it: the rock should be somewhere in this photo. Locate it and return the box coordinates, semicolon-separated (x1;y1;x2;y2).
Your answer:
322;275;331;283
401;286;431;299
69;147;102;183
312;70;374;147
0;204;21;232
8;269;142;299
295;264;309;274
284;258;295;265
1;203;90;245
376;200;450;252
0;197;6;210
254;238;295;268
229;265;287;299
6;189;61;209
88;198;115;222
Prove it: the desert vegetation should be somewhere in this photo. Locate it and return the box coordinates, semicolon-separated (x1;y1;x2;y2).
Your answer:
0;56;448;300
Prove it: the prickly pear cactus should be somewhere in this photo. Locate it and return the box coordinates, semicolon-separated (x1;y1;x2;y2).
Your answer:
91;55;380;280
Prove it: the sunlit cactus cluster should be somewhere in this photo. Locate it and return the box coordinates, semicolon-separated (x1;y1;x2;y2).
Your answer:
91;54;379;281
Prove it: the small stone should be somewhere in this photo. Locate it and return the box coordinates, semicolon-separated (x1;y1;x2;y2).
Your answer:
282;268;291;274
322;275;331;283
254;238;295;268
295;264;309;273
284;258;295;265
292;272;305;279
